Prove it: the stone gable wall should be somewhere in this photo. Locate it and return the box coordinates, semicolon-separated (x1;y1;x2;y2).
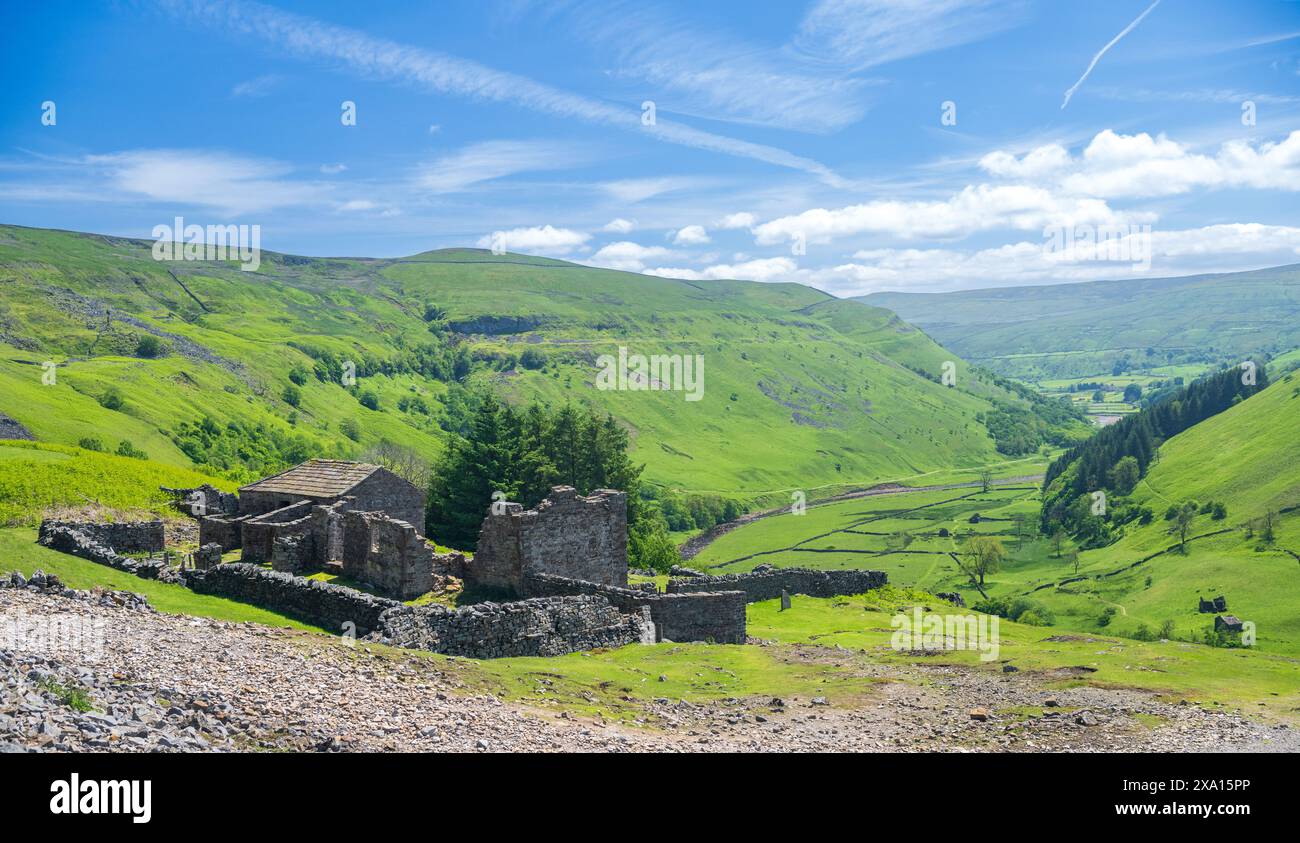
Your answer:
666;566;887;603
468;487;628;594
349;470;426;537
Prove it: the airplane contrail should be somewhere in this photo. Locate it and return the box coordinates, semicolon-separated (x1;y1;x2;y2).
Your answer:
1062;0;1162;109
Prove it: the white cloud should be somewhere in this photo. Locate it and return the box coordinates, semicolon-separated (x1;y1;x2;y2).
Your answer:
645;256;799;283
715;212;756;229
752;184;1143;245
475;225;590;256
588;241;679;272
84;149;328;214
320;163;347;175
671;225;711;246
981;129;1300;198
417;140;587;194
603;218;636;233
813;223;1300;296
600;177;700;204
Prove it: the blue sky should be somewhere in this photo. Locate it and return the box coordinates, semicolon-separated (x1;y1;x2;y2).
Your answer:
2;0;1299;295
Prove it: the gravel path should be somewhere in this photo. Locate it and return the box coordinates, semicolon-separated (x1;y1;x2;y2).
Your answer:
2;584;1295;753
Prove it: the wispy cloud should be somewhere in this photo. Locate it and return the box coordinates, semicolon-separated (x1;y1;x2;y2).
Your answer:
161;0;846;186
1061;0;1162;109
230;73;282;98
794;0;1027;70
416;140;592;194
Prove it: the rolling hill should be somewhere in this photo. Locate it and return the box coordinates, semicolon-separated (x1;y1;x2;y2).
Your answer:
861;265;1300;381
0;224;1079;512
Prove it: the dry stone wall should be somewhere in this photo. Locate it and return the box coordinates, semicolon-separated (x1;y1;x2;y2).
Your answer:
524;573;747;644
38;520;164;554
340;511;435;600
378;596;653;658
186;563;400;635
37;524;174;581
666;565;887;603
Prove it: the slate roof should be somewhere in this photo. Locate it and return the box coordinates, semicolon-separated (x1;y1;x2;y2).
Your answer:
240;460;381;498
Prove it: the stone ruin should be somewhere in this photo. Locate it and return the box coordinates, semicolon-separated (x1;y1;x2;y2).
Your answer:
1199;595;1227;613
467;486;629;594
35;468;891;660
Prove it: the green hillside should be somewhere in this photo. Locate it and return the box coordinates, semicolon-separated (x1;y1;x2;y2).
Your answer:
695;370;1300;659
0;224;1078;508
861;265;1300;381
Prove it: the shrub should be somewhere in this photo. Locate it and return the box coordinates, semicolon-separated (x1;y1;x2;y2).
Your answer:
99;387;124;411
115;440;148;460
288;366;309;387
340;418;361;442
519;348;547;370
358;390;380;411
135;334;165;358
282;384;302;407
77;437;104;452
1211;501;1227;520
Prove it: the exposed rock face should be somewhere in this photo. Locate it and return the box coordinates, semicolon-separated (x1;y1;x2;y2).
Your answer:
0;412;34;440
469;487;628;595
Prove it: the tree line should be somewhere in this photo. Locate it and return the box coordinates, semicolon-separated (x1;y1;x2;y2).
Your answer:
1041;364;1268;543
425;395;681;570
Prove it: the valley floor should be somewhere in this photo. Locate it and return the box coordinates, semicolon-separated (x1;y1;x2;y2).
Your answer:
4;588;1296;754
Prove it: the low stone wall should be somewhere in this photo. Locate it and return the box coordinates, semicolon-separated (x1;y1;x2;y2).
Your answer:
524;573;747;644
38;519;165;554
378;596;653;659
186;563;400;635
37;524;173;581
199;515;245;552
666;565;887;603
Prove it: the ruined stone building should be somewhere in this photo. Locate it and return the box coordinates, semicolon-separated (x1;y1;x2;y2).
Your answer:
467;487;628;595
238;460;424;529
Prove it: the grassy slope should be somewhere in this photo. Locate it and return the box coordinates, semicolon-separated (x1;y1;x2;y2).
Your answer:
861;264;1300;380
693;373;1300;662
0;224;1051;498
0;440;234;526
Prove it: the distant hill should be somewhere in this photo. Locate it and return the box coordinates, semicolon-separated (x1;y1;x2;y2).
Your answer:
861;265;1300;380
0;224;1078;504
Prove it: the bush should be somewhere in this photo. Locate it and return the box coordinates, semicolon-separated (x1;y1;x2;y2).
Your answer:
115;440;148;460
77;437;104;451
1211;501;1227;520
99;388;124;411
288;366;309;387
519;348;547;370
282;384;302;408
135;334;165;358
358;390;380;411
340;418;361;442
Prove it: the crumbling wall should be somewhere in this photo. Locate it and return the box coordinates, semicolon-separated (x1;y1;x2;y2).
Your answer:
523;573;747;644
199;515;245;552
666;565;887;603
161;484;239;517
37;524;173;581
38;519;164;554
378;595;652;658
340;510;435;600
240;501;314;565
468;486;628;594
